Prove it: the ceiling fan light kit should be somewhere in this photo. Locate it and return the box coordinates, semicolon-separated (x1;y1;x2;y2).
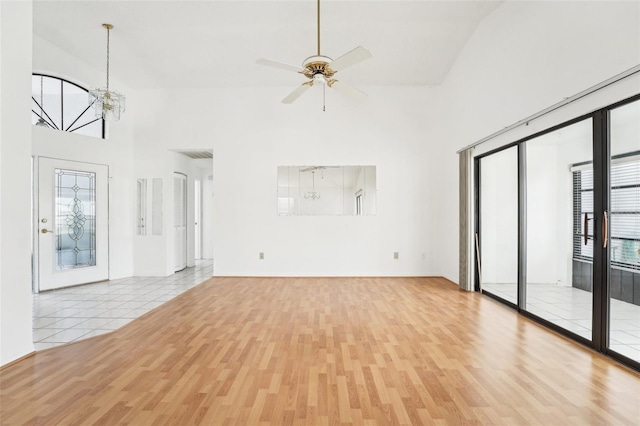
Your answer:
256;0;372;108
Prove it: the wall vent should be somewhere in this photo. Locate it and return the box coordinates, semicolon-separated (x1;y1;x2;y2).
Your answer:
175;150;213;159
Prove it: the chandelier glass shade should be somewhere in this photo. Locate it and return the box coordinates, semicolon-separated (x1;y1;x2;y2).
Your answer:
89;23;125;121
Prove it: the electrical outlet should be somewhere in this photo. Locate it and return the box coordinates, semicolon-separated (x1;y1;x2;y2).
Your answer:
394;252;399;260
259;252;264;260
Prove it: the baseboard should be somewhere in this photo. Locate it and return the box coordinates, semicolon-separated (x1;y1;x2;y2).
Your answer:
0;351;36;371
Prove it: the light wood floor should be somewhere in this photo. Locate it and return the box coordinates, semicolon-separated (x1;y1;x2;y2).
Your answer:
1;277;639;425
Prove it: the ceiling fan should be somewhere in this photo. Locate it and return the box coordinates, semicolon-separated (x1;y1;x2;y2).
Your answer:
256;0;372;106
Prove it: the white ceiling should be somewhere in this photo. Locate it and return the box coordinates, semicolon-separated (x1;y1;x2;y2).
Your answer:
33;0;503;90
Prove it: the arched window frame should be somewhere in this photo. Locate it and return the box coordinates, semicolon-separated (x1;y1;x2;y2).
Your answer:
32;73;105;139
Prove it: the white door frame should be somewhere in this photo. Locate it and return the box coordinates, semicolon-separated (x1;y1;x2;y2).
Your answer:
194;178;202;260
174;172;187;271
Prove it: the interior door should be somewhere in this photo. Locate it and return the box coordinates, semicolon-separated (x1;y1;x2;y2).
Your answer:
174;172;187;271
37;157;109;291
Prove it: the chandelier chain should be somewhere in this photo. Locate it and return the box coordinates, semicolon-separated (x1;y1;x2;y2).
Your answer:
105;25;110;91
40;75;44;115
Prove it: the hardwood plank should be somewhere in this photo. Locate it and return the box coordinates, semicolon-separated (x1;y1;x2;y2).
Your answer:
1;276;639;425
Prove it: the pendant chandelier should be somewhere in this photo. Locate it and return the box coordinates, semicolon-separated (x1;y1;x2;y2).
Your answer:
89;23;125;121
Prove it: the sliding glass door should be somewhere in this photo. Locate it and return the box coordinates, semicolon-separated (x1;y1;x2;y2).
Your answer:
608;99;640;363
475;94;640;370
525;118;594;341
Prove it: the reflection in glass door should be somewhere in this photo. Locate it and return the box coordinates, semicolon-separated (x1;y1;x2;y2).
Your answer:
479;146;518;304
525;119;594;341
609;100;640;363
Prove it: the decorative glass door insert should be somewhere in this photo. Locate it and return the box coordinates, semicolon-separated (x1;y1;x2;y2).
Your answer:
55;168;97;270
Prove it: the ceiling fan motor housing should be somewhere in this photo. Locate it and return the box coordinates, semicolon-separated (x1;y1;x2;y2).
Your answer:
302;55;335;79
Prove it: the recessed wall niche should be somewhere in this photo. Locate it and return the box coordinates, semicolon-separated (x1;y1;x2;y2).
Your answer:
277;166;376;216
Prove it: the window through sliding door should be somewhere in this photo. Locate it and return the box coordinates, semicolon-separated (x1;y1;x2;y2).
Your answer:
524;118;594;341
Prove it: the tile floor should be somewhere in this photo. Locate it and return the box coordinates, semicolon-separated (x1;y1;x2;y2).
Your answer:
483;282;640;362
32;260;213;351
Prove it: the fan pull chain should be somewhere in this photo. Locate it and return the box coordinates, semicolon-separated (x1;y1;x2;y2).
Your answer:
323;83;326;112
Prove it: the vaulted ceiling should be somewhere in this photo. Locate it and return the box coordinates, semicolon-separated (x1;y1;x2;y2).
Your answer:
33;0;503;90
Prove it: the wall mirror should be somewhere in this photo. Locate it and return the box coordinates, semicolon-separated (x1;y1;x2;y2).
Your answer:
277;166;376;216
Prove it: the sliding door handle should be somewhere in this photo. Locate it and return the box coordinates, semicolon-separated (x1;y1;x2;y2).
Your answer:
583;212;589;245
602;211;608;248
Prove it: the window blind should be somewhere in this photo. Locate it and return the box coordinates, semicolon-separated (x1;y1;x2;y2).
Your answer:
573;155;640;271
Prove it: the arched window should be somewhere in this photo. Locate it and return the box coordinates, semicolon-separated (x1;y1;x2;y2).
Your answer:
32;74;105;139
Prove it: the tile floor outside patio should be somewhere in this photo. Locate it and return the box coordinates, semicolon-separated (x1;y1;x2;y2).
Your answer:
483;282;640;362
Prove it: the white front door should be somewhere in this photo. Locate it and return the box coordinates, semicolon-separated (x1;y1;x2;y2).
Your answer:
36;157;109;291
174;172;187;271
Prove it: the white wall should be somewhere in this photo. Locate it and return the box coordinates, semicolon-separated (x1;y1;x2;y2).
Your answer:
438;0;640;283
201;167;214;259
134;151;181;276
133;85;442;276
0;0;34;366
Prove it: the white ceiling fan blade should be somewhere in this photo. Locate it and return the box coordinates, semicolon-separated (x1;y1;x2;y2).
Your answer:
256;58;305;73
328;46;372;72
329;80;367;98
282;82;313;104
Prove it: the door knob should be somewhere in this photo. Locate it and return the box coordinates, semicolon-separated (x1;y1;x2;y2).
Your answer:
41;229;53;234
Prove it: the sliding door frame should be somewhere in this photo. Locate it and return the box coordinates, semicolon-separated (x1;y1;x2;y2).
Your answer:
592;109;609;353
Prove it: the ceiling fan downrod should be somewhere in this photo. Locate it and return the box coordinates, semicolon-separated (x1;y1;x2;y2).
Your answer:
317;0;321;56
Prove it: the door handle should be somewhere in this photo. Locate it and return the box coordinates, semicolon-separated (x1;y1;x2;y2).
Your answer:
602;211;608;248
41;229;53;234
583;212;589;245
